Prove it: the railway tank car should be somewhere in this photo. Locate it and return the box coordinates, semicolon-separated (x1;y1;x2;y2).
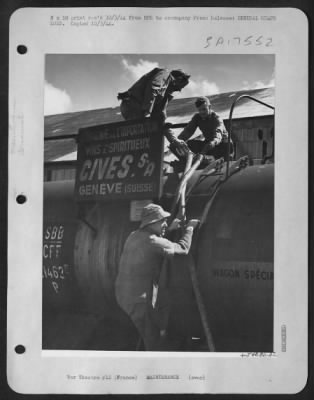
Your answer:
43;162;274;352
43;93;274;351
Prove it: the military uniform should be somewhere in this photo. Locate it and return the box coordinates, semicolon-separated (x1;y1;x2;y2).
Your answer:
115;221;194;351
178;111;232;159
118;68;189;123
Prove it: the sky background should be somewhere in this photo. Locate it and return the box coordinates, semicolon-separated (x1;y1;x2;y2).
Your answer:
45;54;275;116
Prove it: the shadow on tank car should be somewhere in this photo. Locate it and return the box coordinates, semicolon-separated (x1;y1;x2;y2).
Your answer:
43;162;273;352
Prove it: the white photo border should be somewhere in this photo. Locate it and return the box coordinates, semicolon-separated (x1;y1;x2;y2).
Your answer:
8;7;308;394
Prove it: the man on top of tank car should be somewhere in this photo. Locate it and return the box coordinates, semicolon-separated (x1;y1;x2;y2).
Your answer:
117;67;190;123
115;203;199;351
168;96;233;163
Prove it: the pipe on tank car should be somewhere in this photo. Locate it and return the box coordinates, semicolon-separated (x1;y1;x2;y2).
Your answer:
170;153;203;221
226;95;275;178
176;153;218;352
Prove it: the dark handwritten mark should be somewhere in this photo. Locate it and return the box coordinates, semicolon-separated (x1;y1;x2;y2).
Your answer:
244;36;253;46
204;36;213;48
240;352;277;358
204;35;273;48
266;38;273;47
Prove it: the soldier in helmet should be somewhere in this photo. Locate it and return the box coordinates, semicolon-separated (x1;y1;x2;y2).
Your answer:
115;203;199;351
117;67;190;123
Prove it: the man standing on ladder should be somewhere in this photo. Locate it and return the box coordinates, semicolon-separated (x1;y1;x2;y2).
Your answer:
115;203;199;351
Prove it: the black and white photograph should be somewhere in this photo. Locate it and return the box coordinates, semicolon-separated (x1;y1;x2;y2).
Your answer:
43;54;275;352
7;7;308;395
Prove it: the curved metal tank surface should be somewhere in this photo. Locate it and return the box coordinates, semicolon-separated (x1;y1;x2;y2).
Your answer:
43;164;274;351
196;164;274;351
